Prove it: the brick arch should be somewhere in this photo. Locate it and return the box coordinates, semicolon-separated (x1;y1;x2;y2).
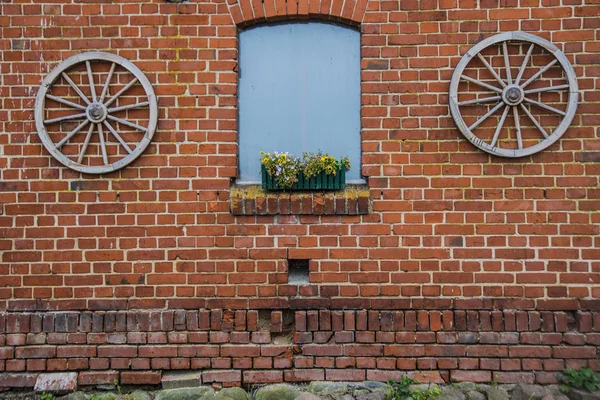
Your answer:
227;0;369;27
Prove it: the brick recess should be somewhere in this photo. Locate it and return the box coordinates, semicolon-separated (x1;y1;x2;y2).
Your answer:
0;310;598;388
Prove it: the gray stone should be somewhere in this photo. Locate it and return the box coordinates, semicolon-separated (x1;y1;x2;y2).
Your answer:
216;387;250;400
88;394;118;400
357;381;391;397
58;392;86;400
360;382;390;390
155;387;216;400
512;384;551;400
410;384;440;393
466;390;486;400
130;390;153;400
308;382;350;397
255;384;301;400
566;389;600;400
476;385;491;393
499;384;516;393
296;394;322;400
35;373;78;394
487;387;510;400
161;371;202;389
356;392;386;400
454;383;478;394
542;395;556;400
96;385;118;391
441;387;466;400
333;395;354;400
546;386;569;400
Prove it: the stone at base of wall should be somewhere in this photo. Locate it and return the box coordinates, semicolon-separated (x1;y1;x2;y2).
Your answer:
1;381;598;400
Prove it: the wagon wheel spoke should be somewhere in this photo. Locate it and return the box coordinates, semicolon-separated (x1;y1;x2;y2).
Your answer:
97;123;109;165
106;115;148;133
476;53;506;88
77;123;95;164
513;106;523;149
468;102;504;131
524;84;570;95
45;94;87;111
460;75;503;93
85;61;97;102
502;41;513;85
99;62;116;103
522;97;566;116
103;121;133;154
104;78;139;108
520;59;558;89
519;104;549;139
514;43;535;85
61;72;91;105
44;113;87;125
55;119;89;149
458;95;502;106
490;105;510;148
108;101;150;113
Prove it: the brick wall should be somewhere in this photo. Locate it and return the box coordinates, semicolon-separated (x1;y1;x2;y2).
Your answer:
0;0;599;383
0;309;598;388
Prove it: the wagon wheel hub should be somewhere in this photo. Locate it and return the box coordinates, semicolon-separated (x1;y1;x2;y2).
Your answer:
502;85;524;106
86;102;107;123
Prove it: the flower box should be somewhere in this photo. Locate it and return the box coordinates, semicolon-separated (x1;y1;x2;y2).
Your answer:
261;164;346;191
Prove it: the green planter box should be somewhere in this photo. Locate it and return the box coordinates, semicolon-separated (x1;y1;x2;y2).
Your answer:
261;164;346;191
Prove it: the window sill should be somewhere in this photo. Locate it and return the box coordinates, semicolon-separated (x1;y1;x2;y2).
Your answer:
230;185;370;216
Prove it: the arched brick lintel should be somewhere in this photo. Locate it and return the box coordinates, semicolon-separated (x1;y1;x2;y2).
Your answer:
227;0;369;27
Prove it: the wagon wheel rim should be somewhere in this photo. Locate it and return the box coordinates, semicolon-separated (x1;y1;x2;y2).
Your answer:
449;31;578;158
35;52;158;174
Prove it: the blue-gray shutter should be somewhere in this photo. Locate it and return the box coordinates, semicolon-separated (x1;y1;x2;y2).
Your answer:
238;21;362;184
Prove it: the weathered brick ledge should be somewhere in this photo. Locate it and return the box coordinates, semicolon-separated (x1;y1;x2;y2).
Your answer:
0;309;597;389
230;186;371;215
4;297;598;313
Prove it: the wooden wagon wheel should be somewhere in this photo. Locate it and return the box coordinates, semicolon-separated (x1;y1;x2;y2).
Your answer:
35;52;158;174
449;31;578;158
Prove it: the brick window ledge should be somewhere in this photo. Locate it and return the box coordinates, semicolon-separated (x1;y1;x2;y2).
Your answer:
230;185;370;215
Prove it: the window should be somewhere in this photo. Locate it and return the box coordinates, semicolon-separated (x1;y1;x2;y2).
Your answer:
237;21;362;184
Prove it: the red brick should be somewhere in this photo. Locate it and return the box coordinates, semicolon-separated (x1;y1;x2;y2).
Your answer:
450;370;491;383
121;371;161;385
243;370;282;384
78;370;119;385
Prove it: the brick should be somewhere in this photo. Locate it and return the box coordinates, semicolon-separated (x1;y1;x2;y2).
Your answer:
78;370;119;386
451;370;491;383
121;371;161;385
34;372;77;393
202;370;241;384
0;373;39;388
326;369;365;381
243;370;282;384
16;346;56;359
284;369;324;382
160;371;201;389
